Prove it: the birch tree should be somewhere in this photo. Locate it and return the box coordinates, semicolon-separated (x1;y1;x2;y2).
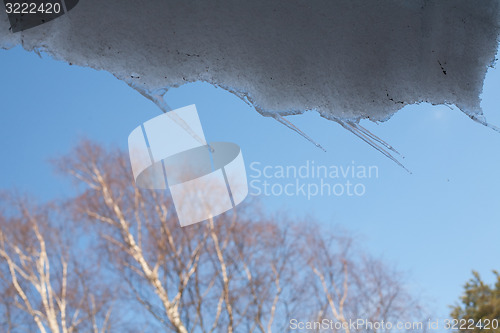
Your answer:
54;140;425;333
0;196;115;333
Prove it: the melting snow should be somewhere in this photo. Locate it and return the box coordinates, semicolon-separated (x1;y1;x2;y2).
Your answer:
1;0;499;167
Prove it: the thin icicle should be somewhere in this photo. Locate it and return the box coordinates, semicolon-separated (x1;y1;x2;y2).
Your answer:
345;121;403;157
469;114;500;133
336;120;411;173
273;114;327;152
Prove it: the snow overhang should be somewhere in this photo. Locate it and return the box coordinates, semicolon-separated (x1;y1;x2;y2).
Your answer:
1;0;499;166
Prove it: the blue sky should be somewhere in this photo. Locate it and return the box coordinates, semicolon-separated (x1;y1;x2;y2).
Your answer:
1;45;499;326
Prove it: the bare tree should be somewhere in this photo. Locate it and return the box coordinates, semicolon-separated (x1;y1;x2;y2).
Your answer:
296;224;427;333
0;195;115;333
0;139;428;332
52;140;426;333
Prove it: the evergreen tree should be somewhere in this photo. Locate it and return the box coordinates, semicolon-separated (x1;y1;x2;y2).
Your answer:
451;271;500;332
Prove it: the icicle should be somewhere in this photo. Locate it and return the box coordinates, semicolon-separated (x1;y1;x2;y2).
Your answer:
345;121;403;157
468;114;500;133
336;120;411;173
272;114;411;172
132;85;215;152
273;114;327;152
